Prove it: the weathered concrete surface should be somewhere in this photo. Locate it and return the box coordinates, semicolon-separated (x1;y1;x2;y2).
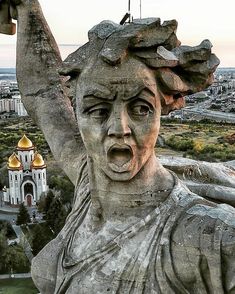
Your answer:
2;1;235;294
160;155;235;206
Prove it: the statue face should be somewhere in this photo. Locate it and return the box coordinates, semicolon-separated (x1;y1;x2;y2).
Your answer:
77;58;161;181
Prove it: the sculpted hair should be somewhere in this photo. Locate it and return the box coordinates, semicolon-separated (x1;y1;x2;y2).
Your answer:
59;18;220;114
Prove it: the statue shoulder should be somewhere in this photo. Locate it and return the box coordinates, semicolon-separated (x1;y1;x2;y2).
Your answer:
172;199;235;249
170;200;235;291
161;156;235;207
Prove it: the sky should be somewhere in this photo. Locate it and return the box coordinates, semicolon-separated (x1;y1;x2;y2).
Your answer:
0;0;234;67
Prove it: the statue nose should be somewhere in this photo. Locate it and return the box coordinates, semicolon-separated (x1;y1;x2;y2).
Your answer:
108;111;131;138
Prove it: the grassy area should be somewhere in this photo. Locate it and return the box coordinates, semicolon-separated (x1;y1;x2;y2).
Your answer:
0;117;51;167
158;121;235;161
0;117;71;190
0;278;38;294
160;121;235;144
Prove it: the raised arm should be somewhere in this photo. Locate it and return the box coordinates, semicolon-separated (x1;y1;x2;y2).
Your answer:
4;0;85;184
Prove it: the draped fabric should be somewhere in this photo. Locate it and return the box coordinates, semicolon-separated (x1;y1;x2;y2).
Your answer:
52;163;235;294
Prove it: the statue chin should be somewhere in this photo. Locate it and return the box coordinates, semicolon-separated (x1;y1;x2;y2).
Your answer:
99;161;138;182
103;168;136;182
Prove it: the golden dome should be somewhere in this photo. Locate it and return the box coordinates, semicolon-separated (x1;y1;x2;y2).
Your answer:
8;153;15;163
8;153;22;169
32;152;46;168
17;134;33;149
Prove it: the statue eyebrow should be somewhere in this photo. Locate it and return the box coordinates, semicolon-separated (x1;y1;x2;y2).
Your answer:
137;87;155;98
123;87;156;101
83;94;114;100
81;96;113;111
83;90;115;100
82;86;156;102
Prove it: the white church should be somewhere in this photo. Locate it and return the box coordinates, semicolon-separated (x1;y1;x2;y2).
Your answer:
3;134;48;207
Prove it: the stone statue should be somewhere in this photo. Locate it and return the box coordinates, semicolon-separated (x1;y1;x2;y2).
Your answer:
1;1;235;293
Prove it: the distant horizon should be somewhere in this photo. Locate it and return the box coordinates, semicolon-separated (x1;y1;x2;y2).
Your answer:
1;0;235;67
0;44;80;68
0;43;234;69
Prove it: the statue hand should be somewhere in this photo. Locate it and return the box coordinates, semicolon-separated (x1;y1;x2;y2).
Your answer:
10;0;37;9
0;0;37;34
9;0;32;19
0;0;16;34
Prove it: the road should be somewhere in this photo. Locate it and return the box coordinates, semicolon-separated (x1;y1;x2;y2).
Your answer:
12;225;34;262
0;205;38;224
182;108;235;123
0;210;18;223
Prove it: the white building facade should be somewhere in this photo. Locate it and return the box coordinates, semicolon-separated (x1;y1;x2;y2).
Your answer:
3;134;48;207
0;96;28;116
12;94;28;116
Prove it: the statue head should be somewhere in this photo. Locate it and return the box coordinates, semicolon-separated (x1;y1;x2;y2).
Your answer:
60;18;219;181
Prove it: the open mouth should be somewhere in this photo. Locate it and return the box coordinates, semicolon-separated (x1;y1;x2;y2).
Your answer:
107;144;133;169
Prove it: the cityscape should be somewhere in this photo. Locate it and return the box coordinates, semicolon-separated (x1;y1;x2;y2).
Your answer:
1;66;235;292
1;67;235;121
167;68;235;122
0;68;27;118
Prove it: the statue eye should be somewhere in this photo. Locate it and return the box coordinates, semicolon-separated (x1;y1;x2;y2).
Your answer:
88;105;110;119
129;101;153;117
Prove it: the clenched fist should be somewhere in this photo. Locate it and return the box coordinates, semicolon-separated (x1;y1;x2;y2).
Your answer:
0;0;16;34
8;0;31;20
0;0;39;34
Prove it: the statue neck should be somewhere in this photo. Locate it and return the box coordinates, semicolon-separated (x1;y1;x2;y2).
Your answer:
87;154;174;222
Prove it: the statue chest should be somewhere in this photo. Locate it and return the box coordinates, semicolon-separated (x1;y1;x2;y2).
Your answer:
55;206;196;294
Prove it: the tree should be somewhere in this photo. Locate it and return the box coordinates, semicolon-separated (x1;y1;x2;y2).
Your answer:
0;228;29;274
31;224;53;256
16;203;31;225
38;190;55;215
0;220;16;239
44;190;55;215
4;245;30;273
48;175;74;205
38;189;68;238
46;197;67;235
38;189;54;218
0;231;7;272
